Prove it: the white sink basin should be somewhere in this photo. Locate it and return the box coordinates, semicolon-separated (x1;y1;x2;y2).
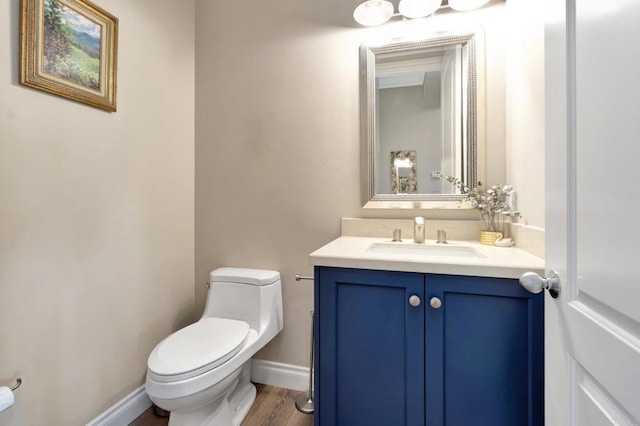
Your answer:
367;242;484;258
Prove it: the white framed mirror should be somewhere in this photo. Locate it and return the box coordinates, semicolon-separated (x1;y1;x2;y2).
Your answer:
360;30;485;209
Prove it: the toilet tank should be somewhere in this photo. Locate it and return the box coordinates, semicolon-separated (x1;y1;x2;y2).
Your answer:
202;267;283;336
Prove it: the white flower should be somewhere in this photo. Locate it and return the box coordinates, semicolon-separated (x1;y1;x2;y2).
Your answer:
440;175;522;232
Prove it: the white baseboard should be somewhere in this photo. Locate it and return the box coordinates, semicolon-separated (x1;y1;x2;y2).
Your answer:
251;359;310;392
86;385;152;426
86;360;308;425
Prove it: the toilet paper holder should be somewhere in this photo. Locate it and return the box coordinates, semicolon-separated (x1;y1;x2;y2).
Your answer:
9;378;21;392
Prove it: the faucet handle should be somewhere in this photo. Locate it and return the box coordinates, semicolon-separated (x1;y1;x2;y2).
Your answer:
414;216;425;225
436;229;448;244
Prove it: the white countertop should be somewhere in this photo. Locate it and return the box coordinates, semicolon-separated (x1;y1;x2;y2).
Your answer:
310;236;545;279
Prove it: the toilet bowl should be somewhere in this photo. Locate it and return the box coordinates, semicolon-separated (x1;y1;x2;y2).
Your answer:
145;267;283;425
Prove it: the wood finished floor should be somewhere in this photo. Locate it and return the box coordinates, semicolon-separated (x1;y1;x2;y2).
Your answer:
129;384;314;426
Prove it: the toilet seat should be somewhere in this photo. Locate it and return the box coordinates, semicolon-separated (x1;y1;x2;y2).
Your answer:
148;317;250;383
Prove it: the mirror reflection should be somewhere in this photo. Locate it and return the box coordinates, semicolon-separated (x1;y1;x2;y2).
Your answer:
361;31;484;207
390;150;417;194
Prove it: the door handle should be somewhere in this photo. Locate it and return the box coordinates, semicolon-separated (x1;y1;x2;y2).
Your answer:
519;270;560;298
409;295;421;307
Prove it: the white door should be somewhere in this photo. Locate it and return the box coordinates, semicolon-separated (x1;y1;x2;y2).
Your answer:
544;0;640;424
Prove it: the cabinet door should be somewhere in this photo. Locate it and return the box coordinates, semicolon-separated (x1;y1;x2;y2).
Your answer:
425;274;544;426
316;267;425;426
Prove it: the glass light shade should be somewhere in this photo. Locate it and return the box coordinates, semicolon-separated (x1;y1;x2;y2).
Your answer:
447;0;491;12
398;0;442;19
353;0;394;26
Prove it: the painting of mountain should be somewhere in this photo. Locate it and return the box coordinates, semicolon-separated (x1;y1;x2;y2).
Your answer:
21;0;117;110
43;0;101;89
73;31;101;58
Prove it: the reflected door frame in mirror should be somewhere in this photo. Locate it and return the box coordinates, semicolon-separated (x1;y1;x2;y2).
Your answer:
360;30;486;209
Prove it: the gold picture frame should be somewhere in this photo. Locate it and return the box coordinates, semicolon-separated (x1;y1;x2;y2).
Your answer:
20;0;118;111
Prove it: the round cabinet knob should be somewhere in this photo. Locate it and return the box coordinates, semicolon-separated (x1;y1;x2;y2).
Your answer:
409;295;421;307
430;297;442;309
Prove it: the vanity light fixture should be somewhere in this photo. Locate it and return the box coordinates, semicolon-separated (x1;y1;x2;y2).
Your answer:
353;0;493;26
353;1;396;27
398;0;443;19
354;0;442;26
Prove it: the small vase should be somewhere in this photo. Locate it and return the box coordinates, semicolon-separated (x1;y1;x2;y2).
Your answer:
479;230;503;246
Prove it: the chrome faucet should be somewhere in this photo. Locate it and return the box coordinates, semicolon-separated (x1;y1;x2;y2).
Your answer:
413;217;425;243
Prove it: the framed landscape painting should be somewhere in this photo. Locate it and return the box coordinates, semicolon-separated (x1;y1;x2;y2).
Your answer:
20;0;118;111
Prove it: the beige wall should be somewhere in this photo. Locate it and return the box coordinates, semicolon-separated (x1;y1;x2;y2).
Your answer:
195;0;510;366
505;0;546;228
0;0;544;420
0;0;195;424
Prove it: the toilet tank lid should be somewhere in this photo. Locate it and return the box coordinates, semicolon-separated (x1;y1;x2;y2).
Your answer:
210;267;280;286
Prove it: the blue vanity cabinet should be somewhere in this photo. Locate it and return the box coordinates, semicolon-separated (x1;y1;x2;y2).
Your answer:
314;267;544;426
315;267;426;426
425;274;544;426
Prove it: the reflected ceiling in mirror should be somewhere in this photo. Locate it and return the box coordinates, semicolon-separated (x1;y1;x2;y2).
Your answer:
361;31;485;208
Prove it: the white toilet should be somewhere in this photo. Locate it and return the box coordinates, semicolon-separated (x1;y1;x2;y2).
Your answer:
145;267;284;425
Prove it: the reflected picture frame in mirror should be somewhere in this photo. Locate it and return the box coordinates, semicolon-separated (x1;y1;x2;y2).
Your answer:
360;30;486;209
391;150;418;194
